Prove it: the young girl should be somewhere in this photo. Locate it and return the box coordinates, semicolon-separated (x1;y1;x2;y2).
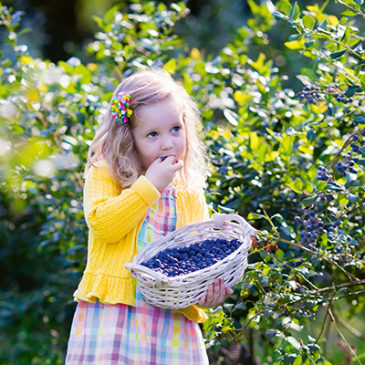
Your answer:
66;69;233;364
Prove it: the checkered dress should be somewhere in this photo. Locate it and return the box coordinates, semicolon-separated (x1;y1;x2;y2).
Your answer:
66;187;209;364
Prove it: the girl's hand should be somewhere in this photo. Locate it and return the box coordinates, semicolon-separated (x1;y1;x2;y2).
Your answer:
146;155;183;191
198;278;233;308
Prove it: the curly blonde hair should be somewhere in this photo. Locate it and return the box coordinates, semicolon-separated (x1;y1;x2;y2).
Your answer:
87;69;208;190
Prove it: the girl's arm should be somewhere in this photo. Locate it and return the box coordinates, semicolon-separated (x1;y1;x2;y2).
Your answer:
83;164;160;243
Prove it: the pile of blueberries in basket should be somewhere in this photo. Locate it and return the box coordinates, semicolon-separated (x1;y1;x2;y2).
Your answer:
141;238;242;277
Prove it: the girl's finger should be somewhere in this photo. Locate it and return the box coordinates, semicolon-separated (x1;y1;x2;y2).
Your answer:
212;279;222;305
172;161;183;172
206;283;214;303
217;279;223;300
199;294;206;306
220;279;227;302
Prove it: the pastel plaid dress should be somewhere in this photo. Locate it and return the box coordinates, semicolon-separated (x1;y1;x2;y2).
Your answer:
66;186;209;364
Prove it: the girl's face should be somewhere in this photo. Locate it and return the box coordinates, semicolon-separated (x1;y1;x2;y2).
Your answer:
131;98;186;171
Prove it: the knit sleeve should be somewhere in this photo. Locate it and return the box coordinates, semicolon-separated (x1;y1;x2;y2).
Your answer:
83;164;160;243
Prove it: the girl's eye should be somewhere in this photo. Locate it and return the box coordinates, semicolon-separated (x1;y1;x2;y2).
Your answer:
148;131;158;138
172;126;181;133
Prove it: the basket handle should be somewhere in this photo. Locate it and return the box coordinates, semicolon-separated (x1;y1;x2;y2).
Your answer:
212;213;257;237
125;263;168;286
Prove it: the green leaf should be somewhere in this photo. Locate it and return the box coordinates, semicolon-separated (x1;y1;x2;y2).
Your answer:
290;2;300;20
306;129;315;142
157;2;167;12
164;58;176;74
345;85;360;97
345;171;357;186
249;132;260;150
303;15;316;30
348;193;358;205
302;196;318;207
247;213;266;220
285;40;304;50
304;40;314;47
289;34;301;41
272;11;287;20
304;183;314;194
342;9;358;16
276;0;292;16
218;205;235;213
293;356;302;365
287;179;302;194
330;49;347;59
104;5;118;25
223;109;239;126
294;178;304;192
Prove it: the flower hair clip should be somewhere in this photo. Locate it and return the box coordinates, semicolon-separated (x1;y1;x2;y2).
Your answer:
111;93;133;124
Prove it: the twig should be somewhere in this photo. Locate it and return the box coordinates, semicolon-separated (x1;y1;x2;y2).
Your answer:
315;291;336;344
323;314;332;356
336;0;365;21
285;280;365;307
337;314;365;341
231;310;265;342
327;129;365;170
330;306;363;365
275;236;358;282
334;289;365;301
260;206;280;237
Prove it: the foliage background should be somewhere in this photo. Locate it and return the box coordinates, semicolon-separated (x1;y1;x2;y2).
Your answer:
0;0;364;364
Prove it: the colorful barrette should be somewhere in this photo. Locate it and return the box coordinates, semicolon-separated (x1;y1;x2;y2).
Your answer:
111;93;133;124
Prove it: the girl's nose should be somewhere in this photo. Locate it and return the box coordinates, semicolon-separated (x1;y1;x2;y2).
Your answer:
161;137;173;150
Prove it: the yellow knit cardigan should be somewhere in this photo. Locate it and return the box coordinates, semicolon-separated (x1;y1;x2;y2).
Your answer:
73;162;209;323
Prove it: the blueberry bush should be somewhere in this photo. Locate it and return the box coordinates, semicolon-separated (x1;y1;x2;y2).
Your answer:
0;0;364;364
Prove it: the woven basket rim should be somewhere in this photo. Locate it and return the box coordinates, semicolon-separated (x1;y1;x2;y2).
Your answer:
127;213;256;287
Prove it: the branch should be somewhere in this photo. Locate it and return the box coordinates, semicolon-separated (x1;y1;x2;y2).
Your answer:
275;236;358;282
230;310;265;342
326;129;365;170
337;313;365;342
315;291;336;344
336;0;365;21
281;279;365;308
311;279;365;294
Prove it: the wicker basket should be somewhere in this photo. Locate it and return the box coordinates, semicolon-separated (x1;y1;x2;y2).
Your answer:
125;213;257;310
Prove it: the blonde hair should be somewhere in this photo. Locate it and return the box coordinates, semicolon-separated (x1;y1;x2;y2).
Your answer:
87;69;208;190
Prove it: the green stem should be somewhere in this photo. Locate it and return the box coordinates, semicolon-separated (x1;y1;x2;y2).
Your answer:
336;0;365;21
320;0;330;13
315;300;333;344
260;206;280;237
326;129;364;170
